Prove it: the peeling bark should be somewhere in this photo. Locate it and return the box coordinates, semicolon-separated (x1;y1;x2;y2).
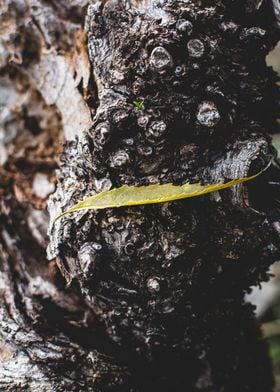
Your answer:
1;0;280;391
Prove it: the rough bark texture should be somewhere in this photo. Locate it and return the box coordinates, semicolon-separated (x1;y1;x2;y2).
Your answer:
1;0;280;391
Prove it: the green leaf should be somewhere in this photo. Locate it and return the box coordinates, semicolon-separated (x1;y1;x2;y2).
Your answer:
53;166;267;223
132;100;144;109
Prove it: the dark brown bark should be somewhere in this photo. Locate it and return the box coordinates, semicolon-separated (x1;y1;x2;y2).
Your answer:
1;0;280;391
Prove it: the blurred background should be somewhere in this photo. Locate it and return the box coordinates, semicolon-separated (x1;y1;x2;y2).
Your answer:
251;42;280;391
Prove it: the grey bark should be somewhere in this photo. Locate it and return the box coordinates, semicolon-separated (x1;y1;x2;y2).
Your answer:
1;0;280;391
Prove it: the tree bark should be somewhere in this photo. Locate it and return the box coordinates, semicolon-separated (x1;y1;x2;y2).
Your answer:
1;0;280;391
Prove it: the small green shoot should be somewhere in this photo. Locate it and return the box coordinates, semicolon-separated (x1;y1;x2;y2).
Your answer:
132;100;144;109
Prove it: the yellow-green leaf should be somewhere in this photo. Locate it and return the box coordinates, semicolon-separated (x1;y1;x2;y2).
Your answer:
53;166;267;223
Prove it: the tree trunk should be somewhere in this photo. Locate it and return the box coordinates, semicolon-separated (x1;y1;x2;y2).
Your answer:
1;0;280;391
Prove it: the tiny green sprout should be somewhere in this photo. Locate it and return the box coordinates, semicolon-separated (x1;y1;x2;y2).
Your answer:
133;100;144;109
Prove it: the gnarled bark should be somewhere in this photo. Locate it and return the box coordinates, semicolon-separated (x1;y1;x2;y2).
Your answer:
1;0;280;391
